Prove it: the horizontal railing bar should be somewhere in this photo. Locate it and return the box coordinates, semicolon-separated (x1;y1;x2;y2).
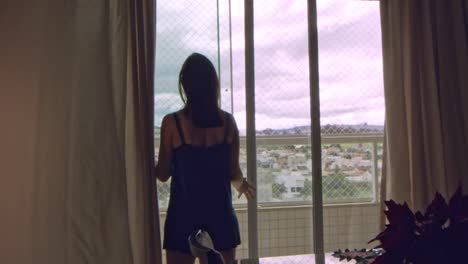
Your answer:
155;134;383;210
159;200;379;213
158;200;380;215
241;198;375;208
155;134;384;147
242;135;384;145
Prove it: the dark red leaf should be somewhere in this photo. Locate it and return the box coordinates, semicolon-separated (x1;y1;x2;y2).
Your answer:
424;192;449;228
369;187;468;264
448;186;468;224
384;200;415;226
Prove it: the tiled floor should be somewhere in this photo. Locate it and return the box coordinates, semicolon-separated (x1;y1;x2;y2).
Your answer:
239;253;356;263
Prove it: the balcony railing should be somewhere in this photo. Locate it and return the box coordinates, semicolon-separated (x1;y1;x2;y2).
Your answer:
155;133;383;210
156;134;384;260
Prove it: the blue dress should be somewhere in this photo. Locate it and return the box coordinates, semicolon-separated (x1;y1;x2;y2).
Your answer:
163;112;241;255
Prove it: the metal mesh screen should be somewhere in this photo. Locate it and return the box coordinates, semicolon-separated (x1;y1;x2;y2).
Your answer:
154;1;237;261
154;0;232;131
317;0;384;257
155;0;384;262
322;142;382;203
251;0;384;206
154;0;234;210
317;1;384;137
251;1;313;260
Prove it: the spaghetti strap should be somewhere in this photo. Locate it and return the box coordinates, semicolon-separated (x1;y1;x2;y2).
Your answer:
224;112;230;143
174;113;186;144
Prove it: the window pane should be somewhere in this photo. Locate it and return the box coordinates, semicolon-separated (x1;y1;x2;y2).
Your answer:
317;0;384;253
154;0;233;131
154;0;386;260
154;0;241;260
253;0;313;259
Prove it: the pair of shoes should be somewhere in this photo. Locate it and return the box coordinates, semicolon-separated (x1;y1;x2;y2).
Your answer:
188;229;225;264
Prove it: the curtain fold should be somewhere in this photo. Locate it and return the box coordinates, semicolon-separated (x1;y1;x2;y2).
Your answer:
0;0;159;263
380;0;468;212
127;0;161;263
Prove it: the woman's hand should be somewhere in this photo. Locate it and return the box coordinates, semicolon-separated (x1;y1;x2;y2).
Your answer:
235;178;256;200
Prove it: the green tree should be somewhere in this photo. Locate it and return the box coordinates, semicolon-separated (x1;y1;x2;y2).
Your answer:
323;171;355;200
272;182;287;199
299;145;309;153
330;143;343;150
299;178;312;198
363;150;372;160
285;145;295;150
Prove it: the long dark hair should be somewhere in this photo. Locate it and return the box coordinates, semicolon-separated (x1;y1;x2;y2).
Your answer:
179;53;222;128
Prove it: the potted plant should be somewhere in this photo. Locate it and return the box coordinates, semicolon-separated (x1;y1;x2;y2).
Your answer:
333;187;468;263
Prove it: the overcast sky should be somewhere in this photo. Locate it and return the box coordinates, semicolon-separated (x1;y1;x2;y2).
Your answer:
155;0;384;131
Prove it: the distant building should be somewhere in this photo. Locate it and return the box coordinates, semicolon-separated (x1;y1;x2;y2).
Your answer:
281;171;307;199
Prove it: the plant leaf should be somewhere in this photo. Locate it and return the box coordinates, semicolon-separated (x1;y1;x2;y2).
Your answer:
448;186;468;224
424;192;449;228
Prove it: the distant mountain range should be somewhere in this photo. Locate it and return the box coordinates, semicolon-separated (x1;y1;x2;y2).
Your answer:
255;124;384;136
154;124;384;136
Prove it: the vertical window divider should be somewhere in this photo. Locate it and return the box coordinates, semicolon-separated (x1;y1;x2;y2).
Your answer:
372;141;379;202
216;0;221;87
244;0;258;260
228;0;234;114
307;0;325;263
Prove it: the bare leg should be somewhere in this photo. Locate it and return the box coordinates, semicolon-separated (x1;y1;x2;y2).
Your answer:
166;250;195;264
220;248;236;264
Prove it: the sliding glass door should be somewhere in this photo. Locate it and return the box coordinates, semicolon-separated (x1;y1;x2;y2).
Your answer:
154;0;237;261
252;0;315;260
316;0;384;253
154;0;385;263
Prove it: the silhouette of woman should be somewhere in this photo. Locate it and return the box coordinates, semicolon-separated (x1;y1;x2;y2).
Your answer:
155;53;256;264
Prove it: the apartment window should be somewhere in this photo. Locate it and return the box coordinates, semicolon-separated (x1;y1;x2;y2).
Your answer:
155;0;384;261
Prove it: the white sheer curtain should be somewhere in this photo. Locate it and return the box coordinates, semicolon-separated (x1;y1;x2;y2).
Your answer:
380;0;468;212
0;1;160;263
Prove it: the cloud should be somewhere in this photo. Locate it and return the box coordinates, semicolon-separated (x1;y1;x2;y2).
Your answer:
154;0;385;130
234;111;311;132
154;93;183;125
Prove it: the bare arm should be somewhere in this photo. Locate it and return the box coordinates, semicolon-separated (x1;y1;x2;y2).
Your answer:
229;115;256;199
230;117;244;189
155;115;173;182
